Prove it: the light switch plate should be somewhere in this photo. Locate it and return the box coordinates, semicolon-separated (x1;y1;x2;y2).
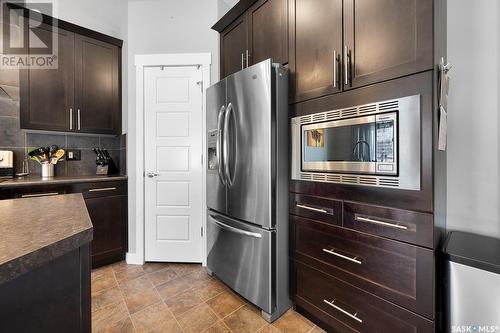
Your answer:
66;149;81;161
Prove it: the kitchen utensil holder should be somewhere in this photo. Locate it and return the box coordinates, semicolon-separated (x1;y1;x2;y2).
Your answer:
41;163;54;178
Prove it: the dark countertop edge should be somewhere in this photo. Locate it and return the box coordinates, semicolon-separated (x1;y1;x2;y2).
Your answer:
0;227;93;285
0;175;128;188
212;0;259;32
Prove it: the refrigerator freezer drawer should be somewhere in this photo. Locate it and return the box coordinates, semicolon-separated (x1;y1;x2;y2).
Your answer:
207;211;273;313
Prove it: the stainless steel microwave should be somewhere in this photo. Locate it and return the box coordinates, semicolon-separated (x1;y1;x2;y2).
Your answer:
291;95;421;190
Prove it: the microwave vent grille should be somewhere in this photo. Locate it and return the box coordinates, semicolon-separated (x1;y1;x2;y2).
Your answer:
358;104;377;114
326;111;341;120
379;100;399;111
299;115;312;124
298;172;401;189
312;114;326;122
341;108;357;118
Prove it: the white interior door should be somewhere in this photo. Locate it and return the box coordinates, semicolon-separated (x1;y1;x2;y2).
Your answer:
144;66;203;262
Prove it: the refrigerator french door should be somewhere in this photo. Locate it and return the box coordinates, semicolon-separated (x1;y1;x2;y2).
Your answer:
206;59;290;322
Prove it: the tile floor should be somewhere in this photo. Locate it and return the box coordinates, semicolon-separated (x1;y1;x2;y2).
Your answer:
91;262;326;333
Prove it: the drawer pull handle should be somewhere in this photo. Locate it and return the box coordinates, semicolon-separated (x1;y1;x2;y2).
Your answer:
296;203;333;215
323;248;362;265
355;216;408;230
21;192;59;198
88;187;117;192
323;299;363;323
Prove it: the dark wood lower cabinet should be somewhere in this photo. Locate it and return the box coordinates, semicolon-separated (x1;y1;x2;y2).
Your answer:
0;244;91;333
293;261;434;333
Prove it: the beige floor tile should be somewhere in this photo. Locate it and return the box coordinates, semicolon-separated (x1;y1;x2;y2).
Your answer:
156;277;191;300
92;266;115;282
92;300;130;332
177;303;218;333
124;288;161;314
99;316;136;333
224;305;268;333
131;302;183;333
204;321;232;333
170;263;202;277
147;268;178;286
309;326;327;333
114;265;146;283
272;310;314;333
120;275;154;297
92;286;124;313
142;262;173;273
194;278;227;301
183;267;212;285
257;325;281;333
165;288;205;316
206;291;245;319
92;274;118;293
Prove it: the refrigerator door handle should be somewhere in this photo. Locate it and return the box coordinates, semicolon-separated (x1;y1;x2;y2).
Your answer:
223;102;235;187
217;105;226;186
211;214;262;239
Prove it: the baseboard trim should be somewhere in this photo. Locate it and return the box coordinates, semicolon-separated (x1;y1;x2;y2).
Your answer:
125;252;144;265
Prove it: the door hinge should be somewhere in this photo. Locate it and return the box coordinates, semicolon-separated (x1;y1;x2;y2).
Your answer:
196;80;203;91
201;226;204;237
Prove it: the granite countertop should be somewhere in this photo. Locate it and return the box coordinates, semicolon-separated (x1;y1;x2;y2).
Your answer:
0;193;93;284
0;174;127;188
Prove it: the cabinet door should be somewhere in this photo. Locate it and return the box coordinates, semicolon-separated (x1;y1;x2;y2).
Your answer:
220;15;248;79
20;25;75;132
248;0;288;66
344;0;433;89
74;35;120;135
291;0;343;103
85;195;127;268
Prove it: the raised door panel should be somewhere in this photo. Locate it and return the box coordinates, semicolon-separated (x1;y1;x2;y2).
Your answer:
344;0;433;89
20;25;74;132
220;16;248;78
293;261;435;333
85;195;127;268
291;216;434;319
291;0;343;102
248;0;288;65
75;35;120;134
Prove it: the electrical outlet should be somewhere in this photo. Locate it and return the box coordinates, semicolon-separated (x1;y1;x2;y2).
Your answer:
66;149;81;161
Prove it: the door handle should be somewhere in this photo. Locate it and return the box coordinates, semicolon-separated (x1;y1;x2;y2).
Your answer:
21;192;59;198
323;299;363;323
77;109;81;130
217;105;226;186
344;45;350;86
211;215;262;239
323;248;362;265
241;53;244;69
332;50;337;88
355;216;408;230
246;49;250;68
296;203;334;215
69;108;73;130
88;187;117;192
223;103;235;187
147;172;159;178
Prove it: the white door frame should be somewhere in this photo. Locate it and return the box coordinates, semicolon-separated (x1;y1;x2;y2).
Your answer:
130;53;211;266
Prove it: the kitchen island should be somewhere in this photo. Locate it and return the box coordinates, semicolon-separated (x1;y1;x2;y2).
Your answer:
0;193;93;332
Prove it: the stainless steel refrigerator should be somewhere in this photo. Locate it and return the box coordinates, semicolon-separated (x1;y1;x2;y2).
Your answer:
206;59;290;322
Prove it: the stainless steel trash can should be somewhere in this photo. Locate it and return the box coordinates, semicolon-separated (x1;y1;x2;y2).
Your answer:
443;231;500;332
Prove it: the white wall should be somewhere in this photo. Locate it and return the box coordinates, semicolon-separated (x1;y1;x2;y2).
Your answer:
447;0;499;238
126;0;219;253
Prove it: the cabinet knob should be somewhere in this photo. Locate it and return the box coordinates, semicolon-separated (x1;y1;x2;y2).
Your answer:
147;172;159;178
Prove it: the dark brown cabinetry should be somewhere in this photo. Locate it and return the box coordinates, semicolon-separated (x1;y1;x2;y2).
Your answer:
19;8;122;135
20;25;75;132
75;35;120;134
216;0;288;79
343;0;433;90
0;179;128;268
290;0;342;102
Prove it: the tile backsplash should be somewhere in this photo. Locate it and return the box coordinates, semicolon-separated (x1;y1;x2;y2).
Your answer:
0;96;126;177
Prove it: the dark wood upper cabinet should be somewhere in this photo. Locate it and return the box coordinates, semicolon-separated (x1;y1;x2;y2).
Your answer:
248;0;288;66
290;0;343;102
19;9;122;135
20;25;75;132
75;35;120;134
220;16;248;78
343;0;433;90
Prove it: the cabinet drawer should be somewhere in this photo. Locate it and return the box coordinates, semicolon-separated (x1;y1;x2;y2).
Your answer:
290;193;342;226
293;261;434;333
344;202;434;248
291;216;434;318
72;181;127;198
